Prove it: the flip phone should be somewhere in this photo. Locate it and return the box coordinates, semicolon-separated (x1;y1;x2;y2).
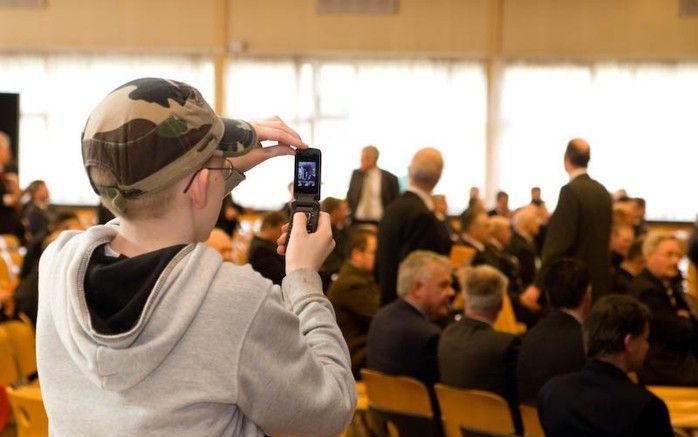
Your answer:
286;148;321;245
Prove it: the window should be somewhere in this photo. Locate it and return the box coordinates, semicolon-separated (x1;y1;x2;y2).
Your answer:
226;58;487;214
0;53;214;205
496;62;698;221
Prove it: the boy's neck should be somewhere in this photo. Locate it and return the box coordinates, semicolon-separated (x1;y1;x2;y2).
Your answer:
110;215;198;257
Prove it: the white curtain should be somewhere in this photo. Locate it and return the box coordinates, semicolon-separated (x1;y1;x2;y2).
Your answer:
496;62;698;221
0;53;214;205
226;59;487;214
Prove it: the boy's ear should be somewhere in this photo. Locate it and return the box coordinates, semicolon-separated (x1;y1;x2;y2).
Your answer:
188;169;210;209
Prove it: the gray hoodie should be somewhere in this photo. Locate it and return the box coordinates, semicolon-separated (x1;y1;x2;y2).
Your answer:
36;223;356;436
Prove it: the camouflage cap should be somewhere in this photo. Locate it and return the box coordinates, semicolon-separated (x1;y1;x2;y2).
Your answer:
82;77;257;211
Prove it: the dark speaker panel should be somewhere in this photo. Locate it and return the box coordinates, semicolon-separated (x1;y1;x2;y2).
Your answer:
0;93;20;162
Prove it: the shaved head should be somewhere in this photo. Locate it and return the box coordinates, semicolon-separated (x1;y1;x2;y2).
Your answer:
565;138;590;168
408;147;443;191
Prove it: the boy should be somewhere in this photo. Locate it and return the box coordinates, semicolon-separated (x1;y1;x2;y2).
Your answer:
36;78;355;436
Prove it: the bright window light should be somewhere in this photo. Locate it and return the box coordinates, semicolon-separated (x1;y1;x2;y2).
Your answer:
0;54;214;206
226;58;487;214
496;62;698;221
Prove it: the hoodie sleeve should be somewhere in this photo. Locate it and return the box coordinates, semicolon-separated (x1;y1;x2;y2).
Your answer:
235;268;356;437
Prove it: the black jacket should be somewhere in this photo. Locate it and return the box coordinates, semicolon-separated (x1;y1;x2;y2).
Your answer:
346;168;399;222
438;317;522;434
539;359;673;437
376;191;452;305
516;309;585;405
541;173;612;299
367;299;441;387
629;269;698;385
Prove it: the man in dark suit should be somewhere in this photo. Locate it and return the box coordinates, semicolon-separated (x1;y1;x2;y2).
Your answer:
346;145;399;226
438;265;523;434
247;211;286;285
367;250;455;388
376;148;453;305
539;295;673;437
541;138;612;300
629;232;698;385
516;258;592;405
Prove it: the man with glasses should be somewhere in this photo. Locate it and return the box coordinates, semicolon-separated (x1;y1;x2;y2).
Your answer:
36;78;355;437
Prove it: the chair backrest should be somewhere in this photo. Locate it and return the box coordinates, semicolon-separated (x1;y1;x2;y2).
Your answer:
5;385;48;437
360;369;440;437
434;384;515;437
449;245;476;269
0;318;36;380
460;425;517;437
0;328;19;386
518;404;544;437
648;385;698;401
492;293;526;335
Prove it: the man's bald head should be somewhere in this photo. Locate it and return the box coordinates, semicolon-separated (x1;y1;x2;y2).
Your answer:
565;138;590;169
408;147;443;192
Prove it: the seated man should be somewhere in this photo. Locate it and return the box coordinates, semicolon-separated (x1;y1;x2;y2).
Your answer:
438;265;522;434
247;211;286;285
612;236;645;294
367;250;455;387
319;197;350;292
328;228;380;378
539;295;673;437
516;258;592;405
629;232;698;385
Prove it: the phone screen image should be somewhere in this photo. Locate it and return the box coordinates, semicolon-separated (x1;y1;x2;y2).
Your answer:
297;161;317;188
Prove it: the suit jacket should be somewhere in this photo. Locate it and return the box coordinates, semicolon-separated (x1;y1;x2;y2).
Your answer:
539;359;673;437
629;269;698;385
516;309;585;405
346;168;399;221
247;235;285;285
376;191;453;305
506;231;537;289
367;298;441;387
328;262;380;377
542;173;612;299
438;317;523;434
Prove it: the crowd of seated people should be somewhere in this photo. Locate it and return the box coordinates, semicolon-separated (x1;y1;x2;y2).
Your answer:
1;129;697;437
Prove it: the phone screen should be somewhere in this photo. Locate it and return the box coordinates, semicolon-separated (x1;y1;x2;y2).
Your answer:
294;149;321;200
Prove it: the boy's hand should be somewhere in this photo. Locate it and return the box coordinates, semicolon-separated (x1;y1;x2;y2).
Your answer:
277;212;335;273
228;116;308;173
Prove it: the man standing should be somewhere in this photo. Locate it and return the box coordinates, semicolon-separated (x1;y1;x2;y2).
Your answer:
539;295;673;437
542;138;612;300
346;145;399;226
367;250;455;387
376;148;453;305
629;232;698;385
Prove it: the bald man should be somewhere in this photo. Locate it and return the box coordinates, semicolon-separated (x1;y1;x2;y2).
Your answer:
541;138;612;300
376;148;453;305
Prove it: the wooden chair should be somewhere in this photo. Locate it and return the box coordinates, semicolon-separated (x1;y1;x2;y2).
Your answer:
518;404;544;437
0;328;19;387
5;385;48;437
0;317;36;381
492;293;526;335
459;426;517;437
360;369;441;437
449;245;475;269
434;384;515;437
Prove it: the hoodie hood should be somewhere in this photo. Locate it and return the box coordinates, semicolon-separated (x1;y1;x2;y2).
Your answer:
40;223;223;392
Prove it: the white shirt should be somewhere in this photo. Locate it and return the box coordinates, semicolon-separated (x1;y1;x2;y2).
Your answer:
355;168;383;221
